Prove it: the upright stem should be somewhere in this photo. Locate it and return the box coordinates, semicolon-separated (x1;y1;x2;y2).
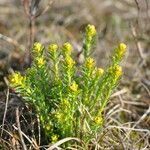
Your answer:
25;16;35;67
29;16;35;50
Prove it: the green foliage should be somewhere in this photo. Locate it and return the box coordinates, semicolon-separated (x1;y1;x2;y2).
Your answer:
9;24;126;143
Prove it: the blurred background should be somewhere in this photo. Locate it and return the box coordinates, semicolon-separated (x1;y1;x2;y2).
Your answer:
0;0;150;148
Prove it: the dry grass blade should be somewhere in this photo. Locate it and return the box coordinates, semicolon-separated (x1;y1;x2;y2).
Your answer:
37;115;41;146
131;24;146;63
12;125;38;149
126;106;150;137
0;89;9;137
22;0;30;16
35;0;54;18
47;137;81;150
16;108;27;150
0;33;25;51
108;125;150;133
30;0;41;16
111;88;128;98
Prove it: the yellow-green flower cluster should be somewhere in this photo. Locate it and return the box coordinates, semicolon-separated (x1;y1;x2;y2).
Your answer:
65;55;75;68
83;24;97;58
85;57;95;69
33;42;44;54
109;65;122;79
62;42;73;55
48;43;58;53
51;134;59;143
117;43;126;58
114;65;122;78
70;81;78;92
55;112;63;121
86;24;96;40
9;72;25;87
96;68;104;76
61;99;70;108
36;57;45;67
94;116;103;125
45;124;52;131
92;67;104;78
113;43;127;63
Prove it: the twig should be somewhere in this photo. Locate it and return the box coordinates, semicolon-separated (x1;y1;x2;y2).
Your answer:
135;132;149;146
106;104;120;117
37;115;41;146
134;0;140;12
29;16;35;50
13;125;38;149
131;24;146;62
47;137;81;150
140;81;150;96
0;33;25;51
108;126;150;133
1;89;9;137
21;0;54;66
121;100;147;106
0;126;13;137
134;0;140;25
126;106;150;137
145;0;150;21
28;0;54;48
22;0;30;17
111;88;128;98
16;108;27;150
35;0;54;18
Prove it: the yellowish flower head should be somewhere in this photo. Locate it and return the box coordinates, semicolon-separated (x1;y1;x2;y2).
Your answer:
94;116;103;125
45;124;51;131
96;68;104;76
61;99;70;107
62;42;73;55
36;57;45;67
114;65;122;78
55;112;62;121
65;55;75;68
70;81;78;92
51;134;59;143
119;43;126;51
48;43;58;53
33;42;43;53
117;43;127;57
85;57;95;68
86;24;96;38
9;72;25;86
40;115;44;123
